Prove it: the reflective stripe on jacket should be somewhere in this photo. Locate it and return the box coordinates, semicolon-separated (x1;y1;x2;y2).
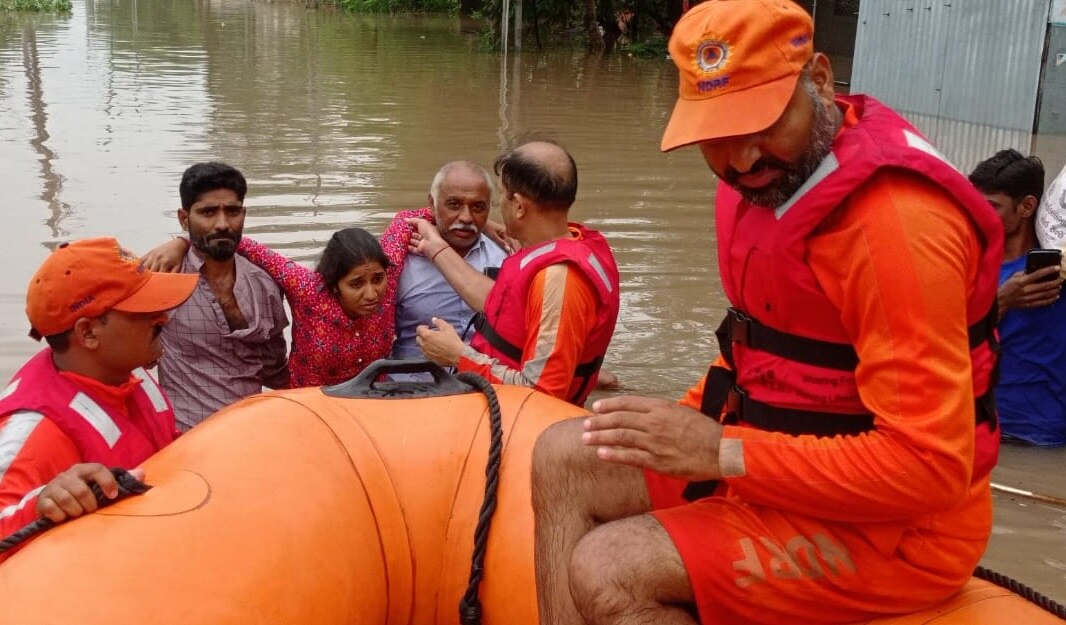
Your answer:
0;348;177;466
471;223;620;405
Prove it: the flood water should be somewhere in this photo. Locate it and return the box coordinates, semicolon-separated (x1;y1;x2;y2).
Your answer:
1;0;1064;607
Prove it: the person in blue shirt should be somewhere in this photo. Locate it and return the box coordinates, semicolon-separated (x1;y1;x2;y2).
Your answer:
387;160;622;389
389;161;510;373
970;149;1066;445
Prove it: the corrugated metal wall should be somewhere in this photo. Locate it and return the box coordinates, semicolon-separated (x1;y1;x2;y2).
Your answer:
1037;25;1066;134
851;0;1050;172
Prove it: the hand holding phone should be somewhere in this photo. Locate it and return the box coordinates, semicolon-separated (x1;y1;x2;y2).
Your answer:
1025;249;1062;283
999;249;1063;315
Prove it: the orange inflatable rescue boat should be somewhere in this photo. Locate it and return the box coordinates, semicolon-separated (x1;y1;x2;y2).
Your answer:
0;361;1062;625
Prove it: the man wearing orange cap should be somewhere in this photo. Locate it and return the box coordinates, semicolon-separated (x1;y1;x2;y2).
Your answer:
530;1;1003;624
0;238;197;561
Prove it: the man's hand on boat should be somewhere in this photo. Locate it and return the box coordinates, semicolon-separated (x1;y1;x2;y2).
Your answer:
141;237;190;272
36;463;146;523
582;396;722;481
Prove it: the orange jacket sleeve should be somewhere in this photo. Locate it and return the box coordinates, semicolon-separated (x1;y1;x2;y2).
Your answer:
678;354;731;416
458;263;598;401
719;171;982;522
0;411;81;561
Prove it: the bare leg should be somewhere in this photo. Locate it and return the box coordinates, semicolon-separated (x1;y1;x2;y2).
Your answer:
570;515;696;625
532;418;651;625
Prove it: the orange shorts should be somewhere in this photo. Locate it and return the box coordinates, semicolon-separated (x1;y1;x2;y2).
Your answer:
643;470;983;625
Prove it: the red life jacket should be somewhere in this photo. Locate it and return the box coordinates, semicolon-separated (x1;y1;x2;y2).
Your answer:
706;95;1003;481
0;349;178;467
471;223;620;405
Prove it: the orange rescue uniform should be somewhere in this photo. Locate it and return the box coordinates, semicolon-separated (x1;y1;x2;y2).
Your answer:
646;110;992;625
0;371;165;560
458;255;600;401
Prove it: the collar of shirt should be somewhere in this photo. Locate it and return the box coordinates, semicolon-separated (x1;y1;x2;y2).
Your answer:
834;97;860;138
457;233;493;259
184;245;208;272
57;368;141;407
183;244;258;281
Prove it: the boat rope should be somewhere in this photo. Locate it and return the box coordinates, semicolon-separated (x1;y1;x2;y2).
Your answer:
0;468;151;554
974;565;1066;619
456;372;504;625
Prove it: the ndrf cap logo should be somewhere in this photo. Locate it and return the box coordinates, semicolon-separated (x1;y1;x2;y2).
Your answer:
696;39;729;73
661;0;815;151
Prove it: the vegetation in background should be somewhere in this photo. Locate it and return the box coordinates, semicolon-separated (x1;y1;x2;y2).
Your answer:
469;0;683;53
322;0;680;53
0;0;71;12
326;0;458;14
624;34;666;58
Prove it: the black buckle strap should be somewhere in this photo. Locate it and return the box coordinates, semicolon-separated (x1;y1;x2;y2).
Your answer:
722;304;998;372
725;308;859;371
474;313;604;404
472;313;523;362
683;387;995;502
568;356;605;404
699;365;736;419
726;384;996;437
714;314;736;368
685;368;997;501
575;355;603;377
968;306;997;351
975;390;997;431
727;385;875;437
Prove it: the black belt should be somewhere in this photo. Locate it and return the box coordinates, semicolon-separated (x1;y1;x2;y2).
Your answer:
725;386;874;436
724;308;858;371
684;305;1001;502
722;306;997;367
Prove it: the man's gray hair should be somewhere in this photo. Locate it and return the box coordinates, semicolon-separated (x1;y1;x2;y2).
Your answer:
429;161;496;207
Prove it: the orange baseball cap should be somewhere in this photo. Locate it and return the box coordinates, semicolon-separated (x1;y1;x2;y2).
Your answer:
26;237;198;339
660;0;814;152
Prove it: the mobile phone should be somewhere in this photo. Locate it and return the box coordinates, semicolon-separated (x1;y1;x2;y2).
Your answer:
1025;249;1062;282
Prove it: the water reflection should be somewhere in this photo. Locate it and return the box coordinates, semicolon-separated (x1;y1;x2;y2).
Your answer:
0;0;1063;605
21;24;69;239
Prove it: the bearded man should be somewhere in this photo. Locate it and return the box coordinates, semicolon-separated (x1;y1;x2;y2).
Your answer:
529;1;1004;624
158;162;289;430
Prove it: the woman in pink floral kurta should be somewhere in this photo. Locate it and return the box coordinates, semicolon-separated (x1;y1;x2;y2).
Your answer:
238;214;421;387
